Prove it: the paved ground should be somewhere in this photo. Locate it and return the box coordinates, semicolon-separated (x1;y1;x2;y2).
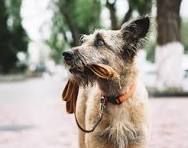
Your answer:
0;77;188;148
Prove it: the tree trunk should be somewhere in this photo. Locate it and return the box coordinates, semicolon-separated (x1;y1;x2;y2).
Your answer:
157;0;181;45
61;9;80;46
137;0;152;16
62;10;80;46
59;1;80;46
121;5;133;24
0;1;17;73
155;0;183;90
106;0;118;30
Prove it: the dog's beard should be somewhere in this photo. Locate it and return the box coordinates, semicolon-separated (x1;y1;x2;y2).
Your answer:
66;63;120;88
68;66;96;87
65;53;119;87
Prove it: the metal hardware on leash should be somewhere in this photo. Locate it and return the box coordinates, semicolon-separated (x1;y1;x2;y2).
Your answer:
74;96;106;133
100;96;106;112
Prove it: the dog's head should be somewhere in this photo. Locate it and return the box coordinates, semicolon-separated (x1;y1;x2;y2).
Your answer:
63;17;150;86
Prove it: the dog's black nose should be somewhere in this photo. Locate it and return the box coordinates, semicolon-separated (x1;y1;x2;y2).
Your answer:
62;51;73;61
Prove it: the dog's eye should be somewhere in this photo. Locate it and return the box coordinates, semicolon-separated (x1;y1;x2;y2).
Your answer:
95;39;104;47
80;36;86;45
80;38;84;45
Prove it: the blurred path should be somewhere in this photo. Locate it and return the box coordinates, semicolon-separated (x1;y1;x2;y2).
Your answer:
0;77;188;148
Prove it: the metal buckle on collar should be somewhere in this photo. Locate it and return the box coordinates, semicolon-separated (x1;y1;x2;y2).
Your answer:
107;95;118;104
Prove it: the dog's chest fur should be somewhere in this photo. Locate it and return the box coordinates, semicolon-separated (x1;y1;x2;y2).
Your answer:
76;80;149;148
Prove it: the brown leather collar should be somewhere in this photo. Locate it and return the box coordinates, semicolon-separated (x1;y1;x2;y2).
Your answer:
102;83;136;105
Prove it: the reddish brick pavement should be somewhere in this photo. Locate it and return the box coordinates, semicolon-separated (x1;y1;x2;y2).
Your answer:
150;98;188;148
0;78;188;148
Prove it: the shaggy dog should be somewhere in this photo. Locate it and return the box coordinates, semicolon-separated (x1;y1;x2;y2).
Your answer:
62;17;150;148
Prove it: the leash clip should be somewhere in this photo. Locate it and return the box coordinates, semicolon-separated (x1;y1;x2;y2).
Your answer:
100;96;106;112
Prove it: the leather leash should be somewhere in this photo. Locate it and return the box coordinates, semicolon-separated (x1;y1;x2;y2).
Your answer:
73;83;136;133
74;96;106;133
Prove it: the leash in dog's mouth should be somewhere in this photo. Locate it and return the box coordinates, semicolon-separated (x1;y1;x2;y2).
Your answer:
62;64;119;112
86;63;120;80
62;64;135;133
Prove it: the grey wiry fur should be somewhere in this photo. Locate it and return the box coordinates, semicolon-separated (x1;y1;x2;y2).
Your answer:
64;16;150;95
63;16;150;148
98;124;143;148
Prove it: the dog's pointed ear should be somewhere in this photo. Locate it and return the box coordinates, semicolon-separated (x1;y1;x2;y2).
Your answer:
121;17;150;40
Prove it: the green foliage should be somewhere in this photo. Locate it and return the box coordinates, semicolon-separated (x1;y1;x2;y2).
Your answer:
129;0;152;15
6;0;22;30
46;10;63;63
48;0;101;63
46;33;68;64
0;0;28;73
145;41;156;63
72;0;101;33
181;20;188;53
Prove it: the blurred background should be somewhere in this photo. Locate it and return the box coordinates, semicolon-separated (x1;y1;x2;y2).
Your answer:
0;0;188;148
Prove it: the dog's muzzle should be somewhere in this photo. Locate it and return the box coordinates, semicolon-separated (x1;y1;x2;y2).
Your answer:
62;51;85;74
62;51;74;65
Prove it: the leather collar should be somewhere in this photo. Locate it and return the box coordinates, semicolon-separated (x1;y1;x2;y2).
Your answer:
102;83;136;105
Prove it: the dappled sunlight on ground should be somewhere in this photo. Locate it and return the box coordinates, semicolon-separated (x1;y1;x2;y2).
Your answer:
0;78;188;148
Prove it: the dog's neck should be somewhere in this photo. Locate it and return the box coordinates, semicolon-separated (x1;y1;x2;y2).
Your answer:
97;66;137;96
